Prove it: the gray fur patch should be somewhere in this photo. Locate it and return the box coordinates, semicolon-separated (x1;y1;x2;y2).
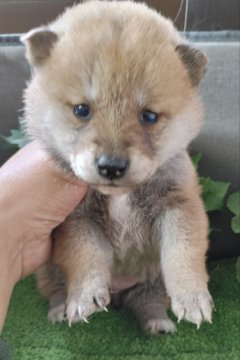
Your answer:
176;44;208;86
22;27;58;66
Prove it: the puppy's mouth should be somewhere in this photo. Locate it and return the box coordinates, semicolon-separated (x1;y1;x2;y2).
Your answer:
90;181;131;195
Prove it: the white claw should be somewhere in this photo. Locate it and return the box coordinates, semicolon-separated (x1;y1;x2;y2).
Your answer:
68;319;72;327
177;310;184;323
103;307;108;312
82;316;89;324
173;302;185;323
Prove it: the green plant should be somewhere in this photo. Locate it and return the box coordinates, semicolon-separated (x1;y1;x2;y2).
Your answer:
192;152;230;213
227;191;240;234
236;257;240;283
1;121;29;149
226;191;240;283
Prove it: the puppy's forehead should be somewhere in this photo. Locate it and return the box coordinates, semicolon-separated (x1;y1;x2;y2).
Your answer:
45;3;189;110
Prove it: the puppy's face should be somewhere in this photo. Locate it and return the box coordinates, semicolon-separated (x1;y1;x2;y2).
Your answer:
23;1;207;194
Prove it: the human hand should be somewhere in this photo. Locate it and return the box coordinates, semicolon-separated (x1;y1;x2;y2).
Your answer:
0;141;87;287
0;141;87;330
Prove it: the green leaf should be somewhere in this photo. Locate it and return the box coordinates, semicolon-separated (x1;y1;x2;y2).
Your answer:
209;227;221;235
200;177;230;212
231;214;240;234
227;191;240;215
236;257;240;283
191;153;202;169
1;123;29;149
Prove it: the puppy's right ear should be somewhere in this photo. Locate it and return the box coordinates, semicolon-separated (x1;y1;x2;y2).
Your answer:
21;27;58;67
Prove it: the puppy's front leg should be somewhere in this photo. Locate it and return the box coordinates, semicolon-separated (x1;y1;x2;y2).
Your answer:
53;217;112;324
159;193;213;328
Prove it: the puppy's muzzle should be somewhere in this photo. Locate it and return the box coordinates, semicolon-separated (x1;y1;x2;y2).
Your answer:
96;155;129;180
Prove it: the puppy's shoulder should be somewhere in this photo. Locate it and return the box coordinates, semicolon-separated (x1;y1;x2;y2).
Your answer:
74;189;109;224
130;151;199;216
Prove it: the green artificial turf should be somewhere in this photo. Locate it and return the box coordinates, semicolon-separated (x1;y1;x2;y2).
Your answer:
3;260;240;360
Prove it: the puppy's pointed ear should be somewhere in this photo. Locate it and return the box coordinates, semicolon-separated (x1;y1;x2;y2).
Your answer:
176;44;208;86
21;27;58;66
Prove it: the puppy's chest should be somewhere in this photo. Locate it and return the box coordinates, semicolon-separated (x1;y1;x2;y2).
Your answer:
109;194;131;227
108;194;151;253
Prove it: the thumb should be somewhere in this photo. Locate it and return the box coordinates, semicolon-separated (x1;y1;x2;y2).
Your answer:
49;174;88;223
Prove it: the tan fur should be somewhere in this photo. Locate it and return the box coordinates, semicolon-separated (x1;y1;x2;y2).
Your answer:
23;0;213;334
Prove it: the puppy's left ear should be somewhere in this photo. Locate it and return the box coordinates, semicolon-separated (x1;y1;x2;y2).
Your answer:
176;44;208;86
21;27;58;67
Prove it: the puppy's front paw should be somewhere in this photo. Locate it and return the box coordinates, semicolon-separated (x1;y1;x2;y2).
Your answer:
66;279;110;325
144;318;176;335
171;290;213;328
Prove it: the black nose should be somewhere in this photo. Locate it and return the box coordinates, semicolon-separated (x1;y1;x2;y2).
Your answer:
96;155;129;180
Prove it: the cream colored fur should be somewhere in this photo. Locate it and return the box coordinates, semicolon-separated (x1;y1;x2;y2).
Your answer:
23;0;212;334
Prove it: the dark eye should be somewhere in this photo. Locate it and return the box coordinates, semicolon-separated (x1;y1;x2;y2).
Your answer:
73;104;91;120
140;109;159;125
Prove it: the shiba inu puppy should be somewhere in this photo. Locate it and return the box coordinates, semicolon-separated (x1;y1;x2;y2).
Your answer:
22;0;213;334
